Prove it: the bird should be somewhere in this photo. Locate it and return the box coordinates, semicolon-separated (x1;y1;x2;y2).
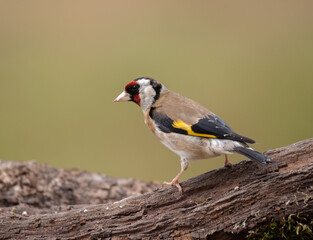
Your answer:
114;77;274;192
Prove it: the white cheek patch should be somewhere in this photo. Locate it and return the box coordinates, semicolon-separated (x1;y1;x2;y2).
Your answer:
140;86;156;112
144;86;155;97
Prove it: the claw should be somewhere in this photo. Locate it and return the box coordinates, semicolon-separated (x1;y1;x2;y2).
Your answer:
163;159;188;193
163;180;183;193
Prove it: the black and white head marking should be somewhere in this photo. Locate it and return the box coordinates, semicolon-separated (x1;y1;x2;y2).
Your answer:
134;77;165;112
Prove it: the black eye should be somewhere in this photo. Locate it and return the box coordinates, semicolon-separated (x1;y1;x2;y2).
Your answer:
126;84;139;95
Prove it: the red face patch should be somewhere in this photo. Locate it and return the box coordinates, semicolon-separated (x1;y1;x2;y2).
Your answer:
133;94;141;106
125;81;140;106
125;81;137;90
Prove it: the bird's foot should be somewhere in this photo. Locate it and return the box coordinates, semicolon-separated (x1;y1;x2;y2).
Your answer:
224;162;233;167
163;179;183;193
224;155;232;168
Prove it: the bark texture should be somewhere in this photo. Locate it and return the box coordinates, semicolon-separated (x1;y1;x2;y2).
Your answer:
0;160;158;208
0;139;312;239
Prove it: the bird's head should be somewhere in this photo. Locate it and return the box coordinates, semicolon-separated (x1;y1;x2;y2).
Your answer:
114;77;165;112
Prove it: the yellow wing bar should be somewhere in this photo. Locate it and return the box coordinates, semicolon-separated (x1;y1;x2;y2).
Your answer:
172;120;216;138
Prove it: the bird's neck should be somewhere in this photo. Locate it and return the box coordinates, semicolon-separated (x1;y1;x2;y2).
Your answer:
140;86;167;113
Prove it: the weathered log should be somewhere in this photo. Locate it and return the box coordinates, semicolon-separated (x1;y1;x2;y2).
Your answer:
0;160;159;208
0;139;312;239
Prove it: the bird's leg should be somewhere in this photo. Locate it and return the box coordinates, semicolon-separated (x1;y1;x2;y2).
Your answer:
224;154;232;167
163;171;184;193
163;158;189;193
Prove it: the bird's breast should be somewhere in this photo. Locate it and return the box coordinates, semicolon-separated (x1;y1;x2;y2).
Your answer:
157;132;222;160
144;111;157;135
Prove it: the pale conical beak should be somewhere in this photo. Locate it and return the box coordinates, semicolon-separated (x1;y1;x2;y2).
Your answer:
113;91;131;102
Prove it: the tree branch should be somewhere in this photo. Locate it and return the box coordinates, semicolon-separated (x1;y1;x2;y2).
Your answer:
0;139;312;239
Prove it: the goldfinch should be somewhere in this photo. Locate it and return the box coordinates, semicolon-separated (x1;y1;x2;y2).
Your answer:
114;77;274;192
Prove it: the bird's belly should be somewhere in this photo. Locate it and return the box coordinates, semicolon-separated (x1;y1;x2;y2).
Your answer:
158;132;237;160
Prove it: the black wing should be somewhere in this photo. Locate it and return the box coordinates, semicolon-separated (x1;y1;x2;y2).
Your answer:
191;115;255;143
149;107;255;144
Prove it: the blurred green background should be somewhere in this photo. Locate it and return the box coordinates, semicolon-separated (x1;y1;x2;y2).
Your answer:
0;1;312;182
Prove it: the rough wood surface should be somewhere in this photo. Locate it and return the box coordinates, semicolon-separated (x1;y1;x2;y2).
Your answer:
0;139;312;239
0;160;158;208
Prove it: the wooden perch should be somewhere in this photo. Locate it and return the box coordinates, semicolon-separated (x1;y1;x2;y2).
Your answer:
0;139;312;239
0;160;158;208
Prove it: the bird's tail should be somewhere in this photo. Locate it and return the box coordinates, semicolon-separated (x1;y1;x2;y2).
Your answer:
234;146;274;166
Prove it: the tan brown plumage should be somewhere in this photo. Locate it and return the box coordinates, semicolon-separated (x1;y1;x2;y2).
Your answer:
151;90;213;125
114;77;274;192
